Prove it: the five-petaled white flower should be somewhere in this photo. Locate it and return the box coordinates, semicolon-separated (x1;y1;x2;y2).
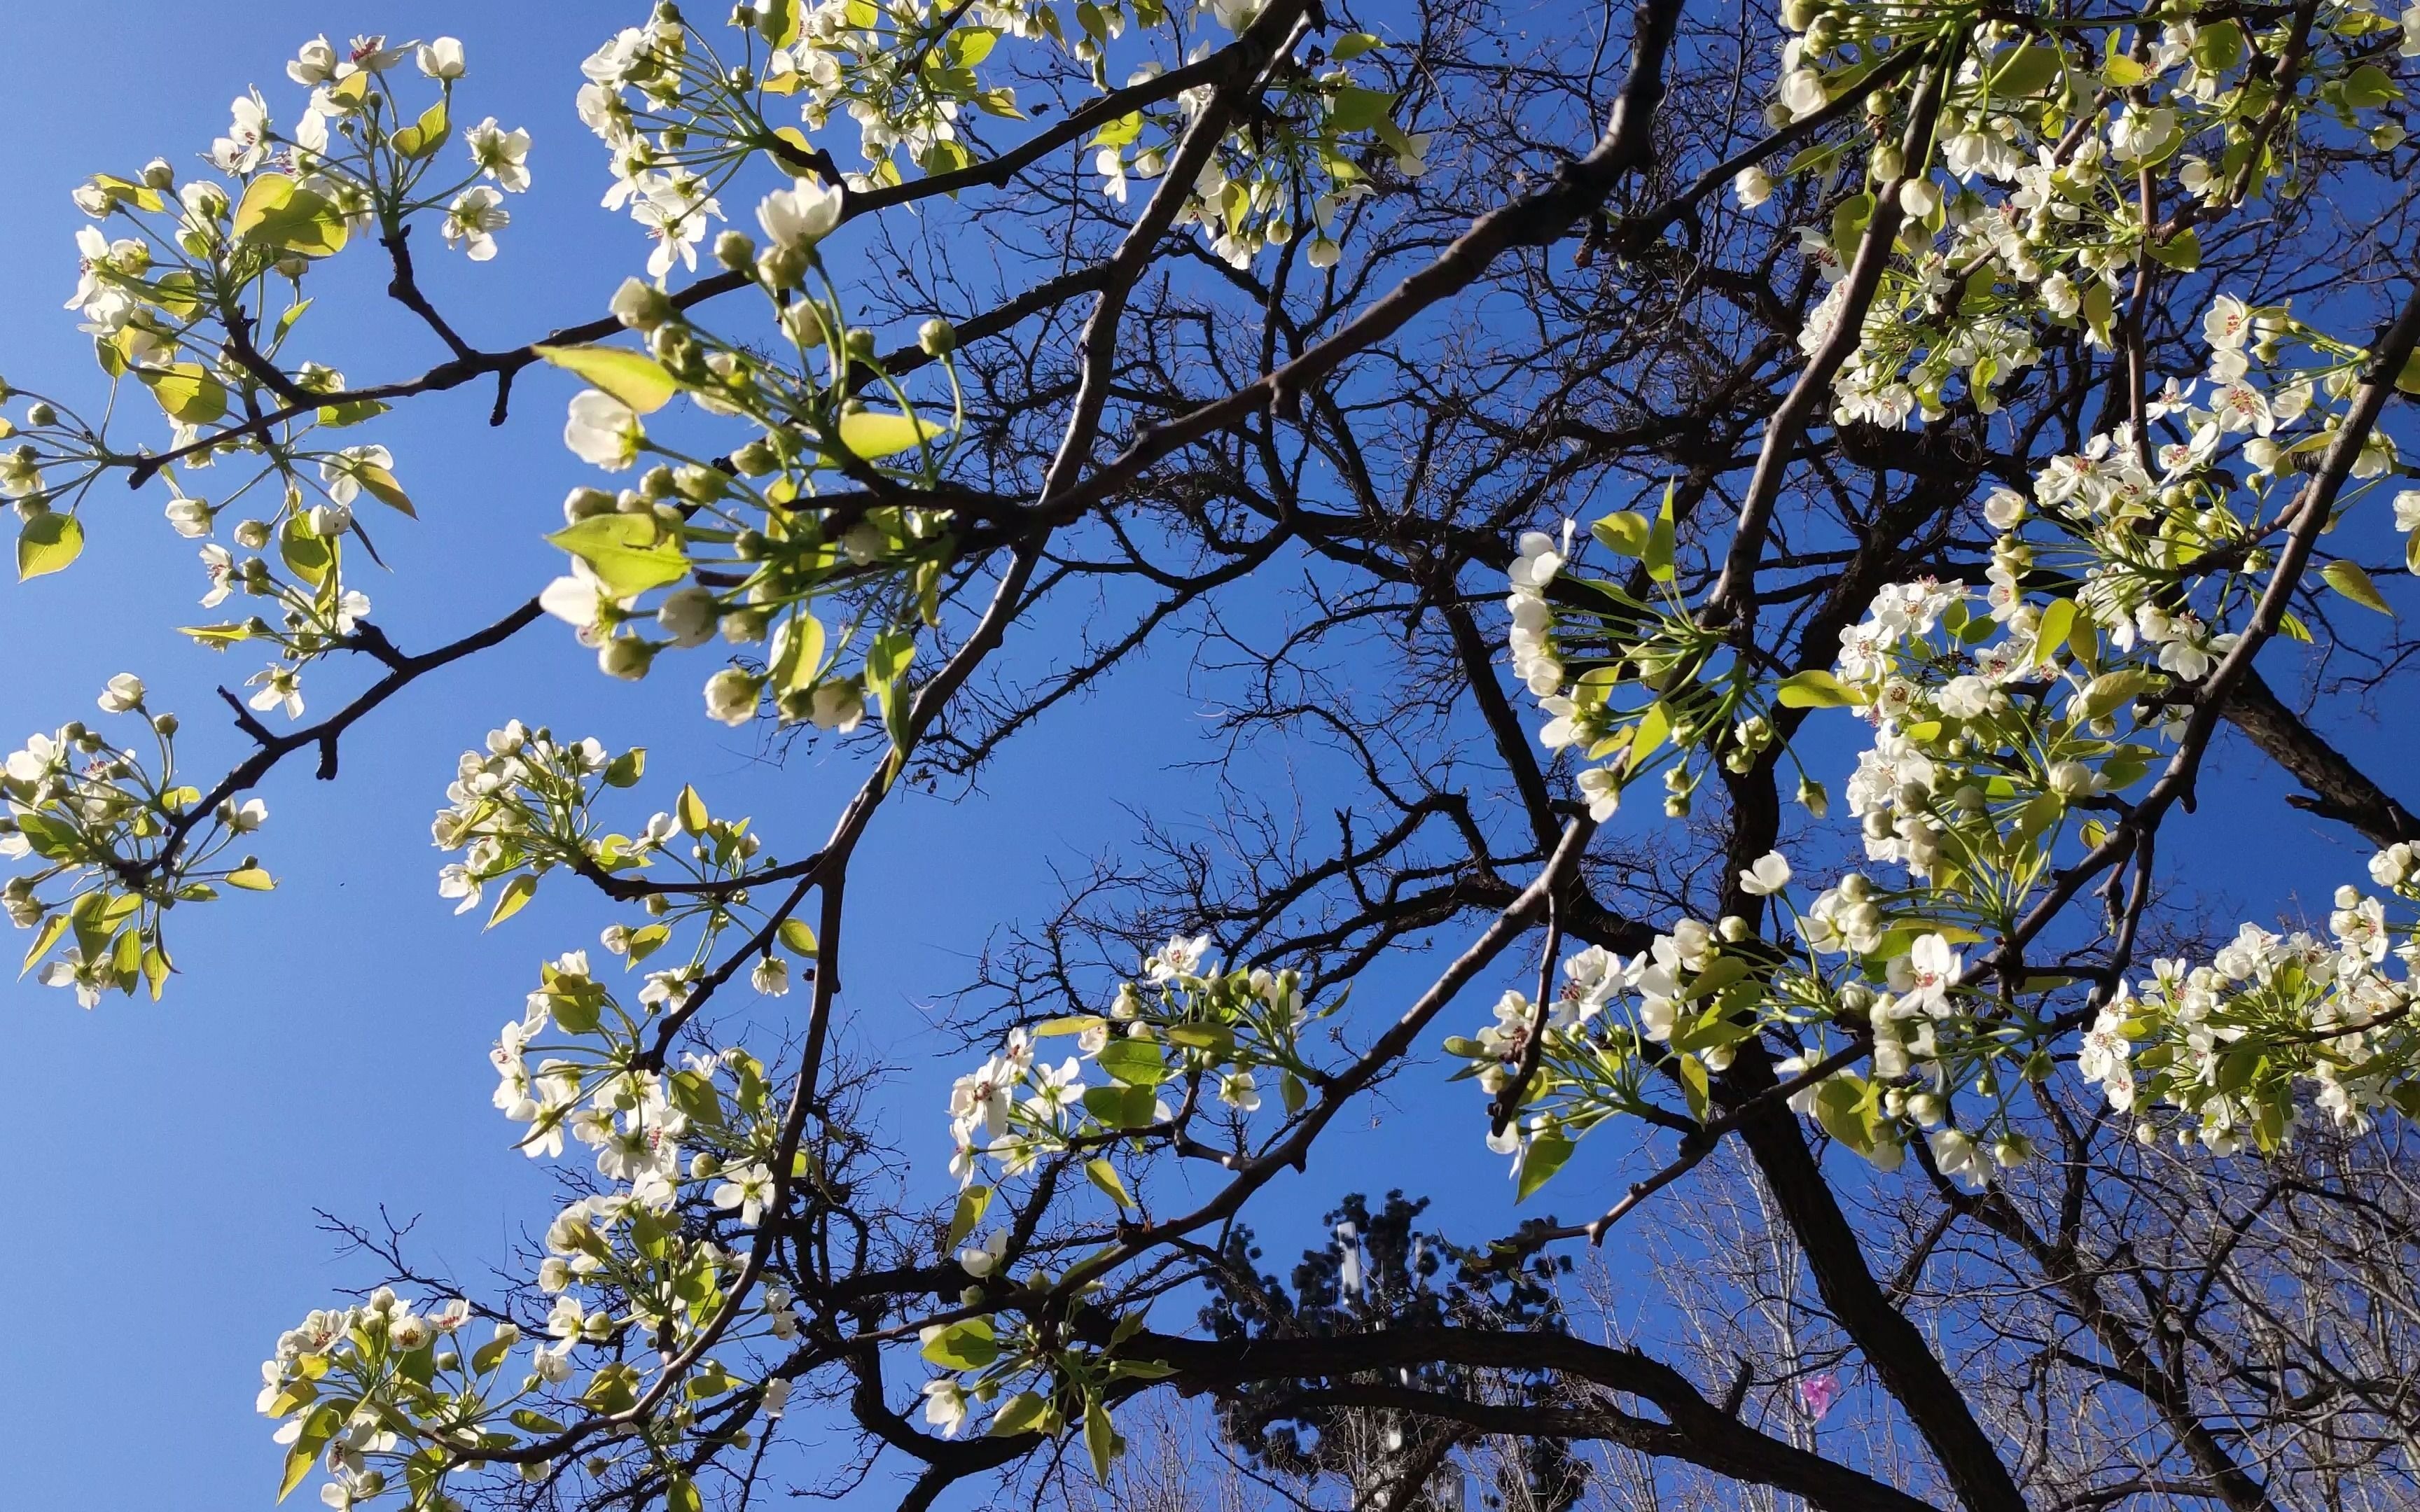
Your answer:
466;118;532;192
443;187;510;261
1739;852;1792;897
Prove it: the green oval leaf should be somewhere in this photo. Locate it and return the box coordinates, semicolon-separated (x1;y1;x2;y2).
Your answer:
836;410;948;460
534;344;680;415
18;512;83;580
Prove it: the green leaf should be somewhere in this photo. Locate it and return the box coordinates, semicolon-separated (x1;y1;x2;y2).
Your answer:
232;174;349;258
1775;669;1856;708
486;872;537;929
2011;791;2066;847
2082;281;2115;346
2148;227;2201;272
2033;598;2077;663
1162;1022;1235;1054
837;410;947;460
676;784;711;835
1676;1053;1710;1122
20;913;69;976
2101;54;2147;88
1989;43;2064;99
1810;1075;1876;1154
392;99;451;158
1515;1130;1575;1202
625;923;671;962
1328;85;1395;133
1090;111;1143;148
778;918;819;956
137;362;228;424
772;610;828;695
1081;1084;1160;1129
1083;1392;1119;1482
2191;20;2243;71
603;748;647;788
1644;482;1676;583
353;463;415;516
277;1405;342;1502
1627;701;1670;774
665;1474;702;1512
279;516;334;587
868;626;918;754
920;1318;999;1370
534;345;680;415
225;866;277;891
471;1334;515;1375
1095;1037;1168;1087
947;1185;992;1250
1332;31;1384;61
545;513;689;598
17;512;83;580
1085;1158;1133;1208
1591;510;1649;556
2321;559;2394;616
2080;668;2161;720
989;1391;1048;1437
2343;63;2400;111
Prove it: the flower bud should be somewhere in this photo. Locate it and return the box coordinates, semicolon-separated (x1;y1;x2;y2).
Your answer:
716;229;758;271
609;276;674;332
563;486;616;524
234;519;272;550
757;244;809;290
599;637;655;680
26;401;56;428
917;318;956;357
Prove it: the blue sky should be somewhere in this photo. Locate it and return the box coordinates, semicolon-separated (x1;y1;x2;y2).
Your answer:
4;4;2416;1508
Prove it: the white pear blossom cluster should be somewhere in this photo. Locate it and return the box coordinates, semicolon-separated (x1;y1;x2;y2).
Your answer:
1502;518;1764;824
2078;847;2420;1154
1454;850;2057;1192
256;1288;494;1512
37;29;531;584
947;935;1310;1187
1753;5;2415;430
4;684;274;1006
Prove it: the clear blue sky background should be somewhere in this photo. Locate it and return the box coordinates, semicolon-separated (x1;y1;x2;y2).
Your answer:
1;4;2412;1508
